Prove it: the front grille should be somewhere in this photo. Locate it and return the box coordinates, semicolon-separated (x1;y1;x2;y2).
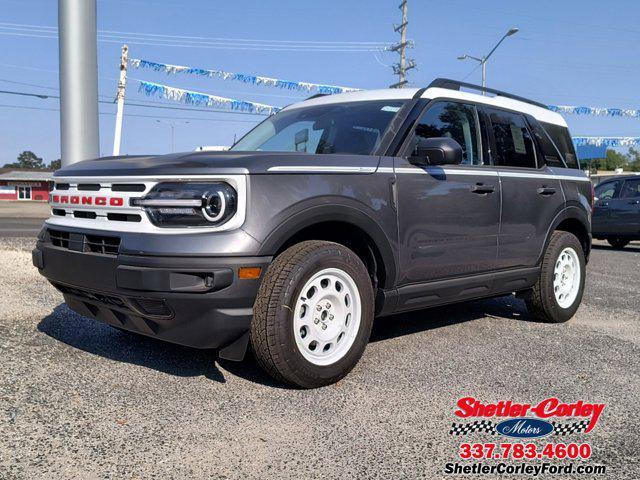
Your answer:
49;229;70;248
112;183;146;192
54;283;173;320
47;229;121;256
85;234;120;255
129;298;173;317
106;213;141;222
48;180;153;227
74;211;97;219
56;284;128;308
77;183;101;191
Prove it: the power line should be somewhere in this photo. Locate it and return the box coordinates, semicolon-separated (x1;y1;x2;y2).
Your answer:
0;102;261;123
0;31;384;52
124;101;269;116
0;77;59;91
0;69;303;101
0;87;271;116
0;22;391;46
461;62;482;82
0;24;389;52
0;89;53;99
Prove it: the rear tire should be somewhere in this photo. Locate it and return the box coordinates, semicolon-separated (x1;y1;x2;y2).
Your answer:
607;237;630;249
525;231;585;323
251;241;374;388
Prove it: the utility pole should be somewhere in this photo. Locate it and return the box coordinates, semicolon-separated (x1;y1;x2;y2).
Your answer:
58;0;100;166
389;0;415;88
112;44;129;156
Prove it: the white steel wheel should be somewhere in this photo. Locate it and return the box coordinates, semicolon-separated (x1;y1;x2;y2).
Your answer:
293;268;361;366
553;247;581;309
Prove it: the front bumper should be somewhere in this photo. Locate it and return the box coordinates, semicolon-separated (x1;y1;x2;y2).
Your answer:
33;232;271;357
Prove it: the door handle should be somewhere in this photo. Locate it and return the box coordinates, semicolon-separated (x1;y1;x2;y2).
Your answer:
628;199;640;205
537;187;557;196
471;184;495;194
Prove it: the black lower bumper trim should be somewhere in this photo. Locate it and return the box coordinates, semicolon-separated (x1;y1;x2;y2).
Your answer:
35;241;271;352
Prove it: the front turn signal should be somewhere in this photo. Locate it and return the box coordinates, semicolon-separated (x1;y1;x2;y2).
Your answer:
238;267;262;280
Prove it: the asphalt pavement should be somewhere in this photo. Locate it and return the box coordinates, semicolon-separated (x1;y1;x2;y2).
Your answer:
0;230;638;479
0;202;48;237
0;218;45;237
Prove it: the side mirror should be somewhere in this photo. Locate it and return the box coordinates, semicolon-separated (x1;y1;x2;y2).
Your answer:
410;137;463;166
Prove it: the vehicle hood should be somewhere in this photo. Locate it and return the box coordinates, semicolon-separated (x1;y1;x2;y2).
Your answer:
54;151;380;177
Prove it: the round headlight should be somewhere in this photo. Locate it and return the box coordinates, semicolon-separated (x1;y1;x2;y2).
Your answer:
203;191;226;222
133;182;237;227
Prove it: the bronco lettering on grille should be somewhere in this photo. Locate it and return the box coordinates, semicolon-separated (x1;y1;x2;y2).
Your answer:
51;195;125;207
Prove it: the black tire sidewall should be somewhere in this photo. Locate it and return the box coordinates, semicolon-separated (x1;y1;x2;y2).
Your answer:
274;244;374;385
540;233;586;322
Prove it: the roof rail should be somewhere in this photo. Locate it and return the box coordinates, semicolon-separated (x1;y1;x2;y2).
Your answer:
305;93;329;101
427;78;548;110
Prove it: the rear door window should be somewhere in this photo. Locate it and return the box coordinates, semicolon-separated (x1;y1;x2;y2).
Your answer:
620;178;640;198
487;109;537;168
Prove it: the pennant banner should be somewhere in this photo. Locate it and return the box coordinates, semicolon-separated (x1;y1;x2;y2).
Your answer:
549;105;640;118
572;137;640;147
130;58;361;95
137;80;281;115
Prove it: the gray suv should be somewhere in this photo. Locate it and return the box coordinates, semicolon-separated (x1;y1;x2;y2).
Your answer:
34;79;592;388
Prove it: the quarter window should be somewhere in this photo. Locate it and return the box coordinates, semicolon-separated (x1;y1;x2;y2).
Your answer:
542;123;579;169
412;102;482;165
621;179;640;198
529;121;565;168
488;110;537;169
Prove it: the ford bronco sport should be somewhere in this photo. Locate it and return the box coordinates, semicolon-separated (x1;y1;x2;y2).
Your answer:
34;79;592;388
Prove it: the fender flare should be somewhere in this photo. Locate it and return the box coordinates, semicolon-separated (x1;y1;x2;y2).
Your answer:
257;204;398;288
538;206;592;263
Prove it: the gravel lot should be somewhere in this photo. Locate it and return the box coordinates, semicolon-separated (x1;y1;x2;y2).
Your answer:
1;237;639;479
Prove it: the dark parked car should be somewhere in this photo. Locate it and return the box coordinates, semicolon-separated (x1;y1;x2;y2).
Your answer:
592;175;640;249
33;79;593;388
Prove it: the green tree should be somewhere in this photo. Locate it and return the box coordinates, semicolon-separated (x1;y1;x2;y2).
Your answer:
627;148;640;171
603;149;628;170
3;151;45;169
49;159;61;170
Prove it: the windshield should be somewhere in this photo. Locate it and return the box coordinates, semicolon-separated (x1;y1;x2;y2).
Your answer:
231;100;407;155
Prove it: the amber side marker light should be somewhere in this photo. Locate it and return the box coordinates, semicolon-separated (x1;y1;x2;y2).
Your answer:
238;267;262;279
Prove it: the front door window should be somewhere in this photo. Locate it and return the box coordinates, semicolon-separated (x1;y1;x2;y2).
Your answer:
412;101;483;165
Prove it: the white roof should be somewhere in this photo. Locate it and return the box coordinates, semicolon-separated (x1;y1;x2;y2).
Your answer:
284;86;566;127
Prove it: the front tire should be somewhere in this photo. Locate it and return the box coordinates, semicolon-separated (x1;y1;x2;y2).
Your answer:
607;237;630;249
525;231;585;323
251;241;374;388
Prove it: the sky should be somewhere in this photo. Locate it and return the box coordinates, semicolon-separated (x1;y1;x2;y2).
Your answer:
0;0;639;165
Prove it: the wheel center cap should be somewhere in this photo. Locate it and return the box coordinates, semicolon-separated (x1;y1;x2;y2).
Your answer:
312;299;340;340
